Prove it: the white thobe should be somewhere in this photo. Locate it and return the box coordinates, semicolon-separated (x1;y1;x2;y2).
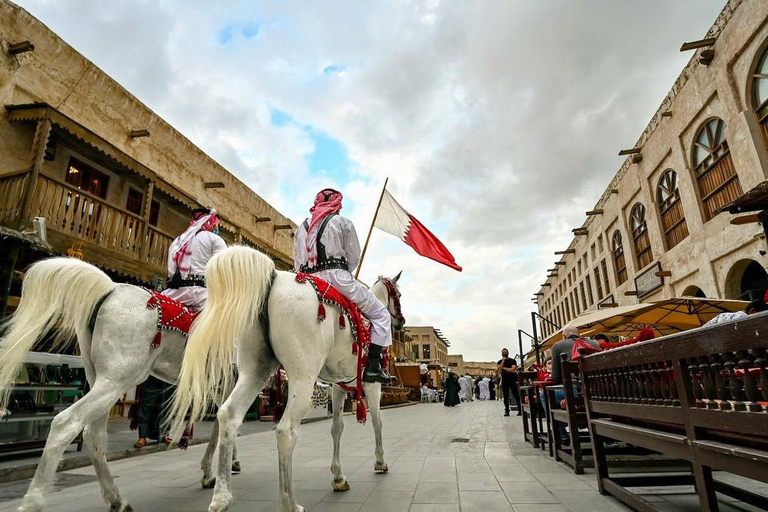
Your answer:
294;215;392;347
458;376;470;401
162;230;227;310
479;378;490;400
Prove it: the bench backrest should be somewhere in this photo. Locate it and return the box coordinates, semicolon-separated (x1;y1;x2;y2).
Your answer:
578;311;768;440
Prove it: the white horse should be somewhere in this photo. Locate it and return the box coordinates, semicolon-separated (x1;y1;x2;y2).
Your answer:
168;245;405;512
0;258;242;512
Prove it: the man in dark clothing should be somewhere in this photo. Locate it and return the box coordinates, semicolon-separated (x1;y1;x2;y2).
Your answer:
550;326;600;384
497;348;520;416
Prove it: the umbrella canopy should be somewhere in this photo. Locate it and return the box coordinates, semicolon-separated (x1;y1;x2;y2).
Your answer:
528;297;748;363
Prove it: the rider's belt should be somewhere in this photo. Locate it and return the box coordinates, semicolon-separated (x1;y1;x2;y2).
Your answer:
166;274;206;289
299;257;349;274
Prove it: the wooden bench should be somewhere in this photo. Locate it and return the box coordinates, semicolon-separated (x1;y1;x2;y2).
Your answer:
548;358;687;475
518;371;544;448
578;312;768;511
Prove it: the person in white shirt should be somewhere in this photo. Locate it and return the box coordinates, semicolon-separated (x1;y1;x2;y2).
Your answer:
162;208;227;310
479;377;490;400
458;375;471;402
293;189;392;383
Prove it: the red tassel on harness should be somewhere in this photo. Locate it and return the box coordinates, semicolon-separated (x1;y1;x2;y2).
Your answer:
318;303;326;321
356;399;367;424
151;331;162;349
339;314;346;329
179;425;194;450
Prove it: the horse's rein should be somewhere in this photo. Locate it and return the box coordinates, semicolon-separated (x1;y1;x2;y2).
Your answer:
379;278;405;325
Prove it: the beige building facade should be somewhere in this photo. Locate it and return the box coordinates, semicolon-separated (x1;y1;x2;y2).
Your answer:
536;0;768;340
463;361;498;378
0;0;296;312
447;354;465;375
404;326;450;367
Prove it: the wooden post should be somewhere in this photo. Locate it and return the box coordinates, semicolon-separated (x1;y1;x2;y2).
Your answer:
139;181;155;263
0;245;20;321
17;118;52;229
355;177;388;279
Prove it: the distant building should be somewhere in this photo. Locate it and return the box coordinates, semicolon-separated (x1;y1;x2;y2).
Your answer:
404;326;450;367
463;361;498;378
535;0;768;339
447;354;465;375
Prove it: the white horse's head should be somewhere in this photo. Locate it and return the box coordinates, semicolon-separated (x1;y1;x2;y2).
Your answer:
373;271;406;331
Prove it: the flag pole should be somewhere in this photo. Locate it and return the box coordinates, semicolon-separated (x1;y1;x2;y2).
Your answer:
355;177;388;279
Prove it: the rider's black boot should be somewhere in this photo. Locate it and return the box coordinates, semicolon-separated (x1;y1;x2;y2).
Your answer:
363;343;391;383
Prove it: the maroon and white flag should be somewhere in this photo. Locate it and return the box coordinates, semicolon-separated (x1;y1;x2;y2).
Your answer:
374;189;462;272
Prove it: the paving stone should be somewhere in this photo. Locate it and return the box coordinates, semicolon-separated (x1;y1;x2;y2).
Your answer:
412;482;459;503
460;490;514;511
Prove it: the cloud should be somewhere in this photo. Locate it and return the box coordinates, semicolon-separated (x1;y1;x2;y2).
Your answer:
15;0;726;360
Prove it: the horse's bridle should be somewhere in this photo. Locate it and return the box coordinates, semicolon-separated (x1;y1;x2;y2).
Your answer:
379;277;405;326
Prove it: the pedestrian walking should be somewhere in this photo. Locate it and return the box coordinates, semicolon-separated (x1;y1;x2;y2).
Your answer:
497;348;520;416
443;372;461;407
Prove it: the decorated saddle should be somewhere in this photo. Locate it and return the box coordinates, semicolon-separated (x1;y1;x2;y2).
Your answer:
292;272;388;424
145;290;200;348
128;290;200;447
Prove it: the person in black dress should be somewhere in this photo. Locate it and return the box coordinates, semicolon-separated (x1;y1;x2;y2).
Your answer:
443;372;461;407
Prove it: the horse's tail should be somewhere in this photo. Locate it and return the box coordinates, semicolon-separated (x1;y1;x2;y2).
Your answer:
0;257;115;408
168;246;275;434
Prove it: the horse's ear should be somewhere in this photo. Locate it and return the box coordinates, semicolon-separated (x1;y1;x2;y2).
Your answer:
393;271;402;283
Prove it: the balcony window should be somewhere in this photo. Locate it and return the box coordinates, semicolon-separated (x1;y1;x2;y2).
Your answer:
657;170;689;249
692;118;742;221
631;203;653;270
126;189;143;215
612;230;628;285
65;158;109;199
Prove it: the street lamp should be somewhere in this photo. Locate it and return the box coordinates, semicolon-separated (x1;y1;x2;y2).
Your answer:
531;312;560;366
517;329;534;367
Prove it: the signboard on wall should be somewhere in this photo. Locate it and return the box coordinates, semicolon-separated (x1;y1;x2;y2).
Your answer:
635;262;664;298
597;294;615;310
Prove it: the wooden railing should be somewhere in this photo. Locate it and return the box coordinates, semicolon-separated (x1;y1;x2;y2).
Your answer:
29;176;145;260
0;171;29;225
0;173;174;278
145;225;173;270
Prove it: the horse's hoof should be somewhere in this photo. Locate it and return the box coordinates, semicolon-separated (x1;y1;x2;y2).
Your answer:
109;502;133;512
231;460;241;473
208;495;232;512
201;478;216;489
374;462;389;473
332;479;350;492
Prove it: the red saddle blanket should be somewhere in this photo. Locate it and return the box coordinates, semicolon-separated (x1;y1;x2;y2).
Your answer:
295;272;371;351
295;272;386;424
145;291;200;348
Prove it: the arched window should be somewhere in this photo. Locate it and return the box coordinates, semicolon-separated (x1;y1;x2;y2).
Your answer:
752;44;768;149
611;230;627;285
692;118;742;221
657;170;689;249
630;203;653;269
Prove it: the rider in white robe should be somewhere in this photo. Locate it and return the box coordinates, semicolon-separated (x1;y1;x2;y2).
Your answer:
162;208;226;310
293;188;391;383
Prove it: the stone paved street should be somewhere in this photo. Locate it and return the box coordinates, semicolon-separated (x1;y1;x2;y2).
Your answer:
0;400;763;512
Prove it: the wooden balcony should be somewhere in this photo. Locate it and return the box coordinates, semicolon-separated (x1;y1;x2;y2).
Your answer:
0;171;173;283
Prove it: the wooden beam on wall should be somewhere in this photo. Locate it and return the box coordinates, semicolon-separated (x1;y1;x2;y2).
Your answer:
618;148;642;156
586;209;603;216
8;41;34;55
680;38;716;51
129;129;150;138
555;249;576;255
572;228;588;236
204;181;225;189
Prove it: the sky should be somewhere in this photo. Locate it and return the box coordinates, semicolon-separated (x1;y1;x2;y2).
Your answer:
15;0;726;362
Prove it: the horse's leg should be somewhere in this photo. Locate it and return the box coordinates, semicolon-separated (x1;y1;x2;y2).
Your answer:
83;412;132;512
330;385;349;491
363;382;388;472
18;378;123;512
208;374;260;512
276;379;314;512
200;419;219;488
